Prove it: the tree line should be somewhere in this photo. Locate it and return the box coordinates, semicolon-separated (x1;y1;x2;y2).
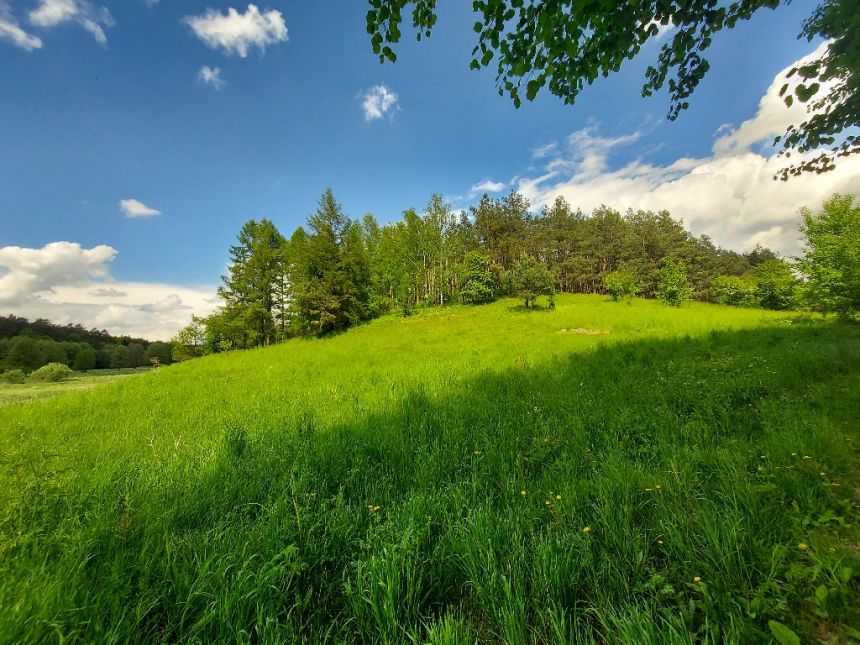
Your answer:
0;315;173;375
172;189;858;359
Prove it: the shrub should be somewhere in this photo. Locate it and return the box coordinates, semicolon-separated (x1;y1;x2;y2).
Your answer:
29;363;73;382
603;269;641;302
657;258;692;307
0;369;26;384
754;260;798;310
712;275;758;307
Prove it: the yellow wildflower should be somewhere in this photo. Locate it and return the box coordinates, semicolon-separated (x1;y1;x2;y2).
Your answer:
555;494;562;500
694;576;701;583
583;526;591;533
798;542;808;550
520;490;526;496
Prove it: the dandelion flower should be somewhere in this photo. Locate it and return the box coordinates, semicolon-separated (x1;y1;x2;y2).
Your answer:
657;540;664;545
473;450;481;455
520;490;526;496
545;500;551;505
694;576;701;583
820;472;827;476
556;494;562;500
583;526;591;533
655;484;662;490
798;543;808;550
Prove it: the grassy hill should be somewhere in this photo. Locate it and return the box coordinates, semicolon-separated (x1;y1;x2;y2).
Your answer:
0;295;857;643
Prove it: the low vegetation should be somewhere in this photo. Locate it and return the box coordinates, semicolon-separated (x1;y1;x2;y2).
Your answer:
0;296;857;642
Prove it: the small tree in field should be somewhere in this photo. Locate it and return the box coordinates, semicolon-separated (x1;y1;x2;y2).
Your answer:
657;258;691;307
754;259;798;310
508;256;554;309
797;194;859;318
458;251;497;304
603;269;640;302
171;317;206;362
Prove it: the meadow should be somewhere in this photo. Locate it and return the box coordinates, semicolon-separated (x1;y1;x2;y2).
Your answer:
0;295;857;643
0;368;150;407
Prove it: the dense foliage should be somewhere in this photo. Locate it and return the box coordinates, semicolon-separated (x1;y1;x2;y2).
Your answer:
184;188;798;354
0;315;173;374
367;0;859;176
797;193;860;317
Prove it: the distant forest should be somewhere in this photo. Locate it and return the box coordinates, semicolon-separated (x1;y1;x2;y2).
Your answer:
0;316;173;373
175;188;820;358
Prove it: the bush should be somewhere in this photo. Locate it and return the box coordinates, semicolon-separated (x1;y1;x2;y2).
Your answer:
712;275;758;307
29;363;73;382
657;258;692;307
0;369;26;384
603;269;641;302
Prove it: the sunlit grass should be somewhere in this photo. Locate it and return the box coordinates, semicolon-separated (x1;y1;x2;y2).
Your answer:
0;295;856;643
0;367;151;407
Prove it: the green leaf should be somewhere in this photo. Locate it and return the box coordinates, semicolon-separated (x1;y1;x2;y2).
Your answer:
768;620;800;645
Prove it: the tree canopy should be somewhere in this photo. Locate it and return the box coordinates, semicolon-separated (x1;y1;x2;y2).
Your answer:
366;0;858;176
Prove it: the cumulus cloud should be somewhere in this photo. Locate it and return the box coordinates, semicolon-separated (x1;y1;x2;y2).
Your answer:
713;42;833;157
183;4;287;58
0;242;115;303
198;65;225;89
0;242;216;340
501;45;860;255
120;198;161;218
469;180;507;196
0;2;42;50
361;84;399;121
28;0;114;45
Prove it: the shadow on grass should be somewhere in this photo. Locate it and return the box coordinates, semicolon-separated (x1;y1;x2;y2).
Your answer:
3;323;859;643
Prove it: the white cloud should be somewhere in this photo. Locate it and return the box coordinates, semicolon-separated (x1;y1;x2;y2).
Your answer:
498;45;860;255
28;0;114;45
198;65;225;89
120;198;161;218
183;4;287;58
469;180;507;196
0;242;115;303
0;2;42;50
532;142;558;159
713;41;832;157
0;242;216;340
361;84;399;121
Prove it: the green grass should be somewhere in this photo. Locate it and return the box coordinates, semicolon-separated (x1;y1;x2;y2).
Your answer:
0;368;151;407
0;295;857;643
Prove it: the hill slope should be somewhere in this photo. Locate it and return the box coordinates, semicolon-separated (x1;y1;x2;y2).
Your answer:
0;295;858;643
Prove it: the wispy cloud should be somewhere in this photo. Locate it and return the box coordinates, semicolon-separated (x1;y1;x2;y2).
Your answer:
28;0;114;45
360;84;399;121
183;4;287;58
198;65;225;89
120;198;161;218
0;2;42;50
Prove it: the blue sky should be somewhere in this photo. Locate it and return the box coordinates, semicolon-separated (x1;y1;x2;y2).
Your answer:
1;1;859;338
